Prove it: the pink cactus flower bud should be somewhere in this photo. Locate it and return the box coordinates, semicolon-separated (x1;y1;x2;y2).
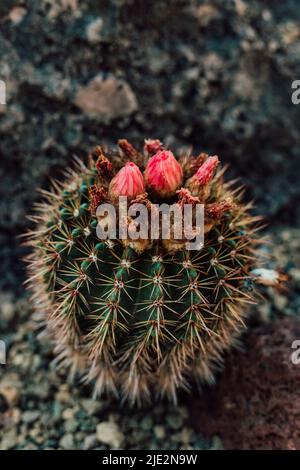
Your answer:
144;138;164;156
109;162;145;201
194;155;219;185
144;150;183;198
186;155;219;200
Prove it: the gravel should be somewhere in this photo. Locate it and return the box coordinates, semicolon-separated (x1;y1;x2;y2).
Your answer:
0;297;215;450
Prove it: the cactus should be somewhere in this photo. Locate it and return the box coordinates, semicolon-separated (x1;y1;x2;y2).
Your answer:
26;139;264;404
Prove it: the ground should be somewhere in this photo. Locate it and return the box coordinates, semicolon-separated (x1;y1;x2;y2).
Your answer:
0;0;300;449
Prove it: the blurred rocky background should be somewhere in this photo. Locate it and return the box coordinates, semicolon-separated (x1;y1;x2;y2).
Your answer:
0;0;300;449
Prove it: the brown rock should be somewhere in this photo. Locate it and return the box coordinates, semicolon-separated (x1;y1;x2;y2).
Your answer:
74;76;138;122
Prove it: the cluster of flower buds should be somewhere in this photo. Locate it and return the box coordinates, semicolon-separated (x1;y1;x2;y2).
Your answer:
106;143;220;203
90;140;231;250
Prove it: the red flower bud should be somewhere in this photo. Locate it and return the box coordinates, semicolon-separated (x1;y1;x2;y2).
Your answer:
108;162;145;201
144;150;183;198
194;155;219;185
186;155;219;200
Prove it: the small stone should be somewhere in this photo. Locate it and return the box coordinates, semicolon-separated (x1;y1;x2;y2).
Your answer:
23;443;38;450
196;4;221;28
64;418;79;433
62;408;76;420
81;399;103;416
96;421;124;449
83;434;98;450
55;389;71;404
257;303;272;323
9;7;27;25
1;299;14;321
235;0;247;17
170;432;182;443
86;18;103;43
11;408;22;424
74;76;138;122
211;436;224;450
290;268;300;283
166;413;184;430
59;433;75;450
274;294;288;312
154;425;166;440
0;430;18;450
22;410;40;424
180;427;193;444
0;379;20;406
141;416;153;431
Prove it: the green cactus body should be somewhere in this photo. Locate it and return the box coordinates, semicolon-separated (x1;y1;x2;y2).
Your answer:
26;141;260;404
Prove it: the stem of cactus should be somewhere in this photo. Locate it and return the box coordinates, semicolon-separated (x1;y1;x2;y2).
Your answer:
25;140;267;405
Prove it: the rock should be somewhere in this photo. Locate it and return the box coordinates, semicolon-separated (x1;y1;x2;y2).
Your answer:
86;18;103;43
0;430;18;450
62;407;77;420
22;410;40;424
64;418;79;433
83;434;98;450
11;407;21;424
22;443;38;450
73;76;138;122
0;295;14;321
256;303;272;323
59;433;75;450
81;399;104;416
211;436;224;450
154;425;166;440
9;6;27;24
141;416;153;431
180;427;193;445
55;387;71;404
274;294;288;312
0;375;20;406
290;268;300;283
96;421;124;449
195;4;221;28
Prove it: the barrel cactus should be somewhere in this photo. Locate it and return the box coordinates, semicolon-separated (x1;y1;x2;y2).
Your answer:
26;139;265;404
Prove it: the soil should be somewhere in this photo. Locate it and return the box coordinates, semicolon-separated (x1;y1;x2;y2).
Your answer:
189;317;300;450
